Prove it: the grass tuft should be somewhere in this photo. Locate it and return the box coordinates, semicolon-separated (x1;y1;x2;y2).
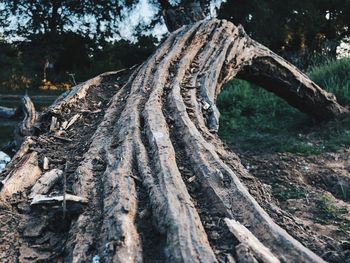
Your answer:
315;195;350;232
309;58;350;105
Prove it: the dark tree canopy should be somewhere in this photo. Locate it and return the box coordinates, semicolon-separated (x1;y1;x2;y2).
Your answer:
1;0;349;59
0;0;125;39
1;0;349;91
219;0;350;60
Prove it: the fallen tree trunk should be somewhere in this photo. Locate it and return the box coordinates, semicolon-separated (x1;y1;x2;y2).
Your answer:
0;19;347;263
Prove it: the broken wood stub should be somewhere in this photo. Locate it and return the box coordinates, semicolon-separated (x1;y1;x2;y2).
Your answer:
29;169;63;198
7;95;39;152
0;151;41;199
30;194;88;206
19;95;38;137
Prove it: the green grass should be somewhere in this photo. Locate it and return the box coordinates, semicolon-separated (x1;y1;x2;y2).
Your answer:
217;58;350;155
315;195;350;232
309;58;350;105
273;183;307;202
316;195;345;220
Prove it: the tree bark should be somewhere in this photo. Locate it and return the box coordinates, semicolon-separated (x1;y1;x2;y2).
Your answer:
234;30;347;120
0;19;347;263
18;95;38;137
5;95;38;152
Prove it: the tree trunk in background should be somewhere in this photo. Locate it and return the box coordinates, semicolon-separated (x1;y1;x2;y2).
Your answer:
0;19;347;263
159;0;209;32
48;0;60;33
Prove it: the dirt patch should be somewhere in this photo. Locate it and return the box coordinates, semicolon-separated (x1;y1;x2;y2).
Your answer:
232;148;350;263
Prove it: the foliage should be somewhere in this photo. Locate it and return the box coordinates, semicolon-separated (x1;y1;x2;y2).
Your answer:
2;0;348;60
218;0;350;63
0;0;164;90
0;0;169;42
217;58;350;155
0;0;124;39
316;195;350;226
0;34;157;91
1;0;349;91
273;183;307;202
309;58;350;105
316;195;349;230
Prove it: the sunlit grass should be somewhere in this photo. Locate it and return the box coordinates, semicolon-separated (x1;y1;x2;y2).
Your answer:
218;58;350;154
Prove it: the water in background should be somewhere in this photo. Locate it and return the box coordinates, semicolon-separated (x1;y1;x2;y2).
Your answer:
0;90;62;149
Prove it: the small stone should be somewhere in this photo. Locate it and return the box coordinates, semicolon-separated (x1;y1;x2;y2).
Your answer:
341;240;350;250
50;233;62;247
19;245;51;261
23;217;47;238
235;244;258;263
92;255;101;263
19;246;38;260
210;230;220;240
17;202;31;213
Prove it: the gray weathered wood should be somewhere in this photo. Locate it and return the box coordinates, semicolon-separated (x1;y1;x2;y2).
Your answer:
225;218;280;263
30;193;88;206
19;95;38;137
0;151;41;199
29;169;63;198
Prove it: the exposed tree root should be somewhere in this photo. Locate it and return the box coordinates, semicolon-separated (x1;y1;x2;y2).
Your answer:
0;19;347;262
